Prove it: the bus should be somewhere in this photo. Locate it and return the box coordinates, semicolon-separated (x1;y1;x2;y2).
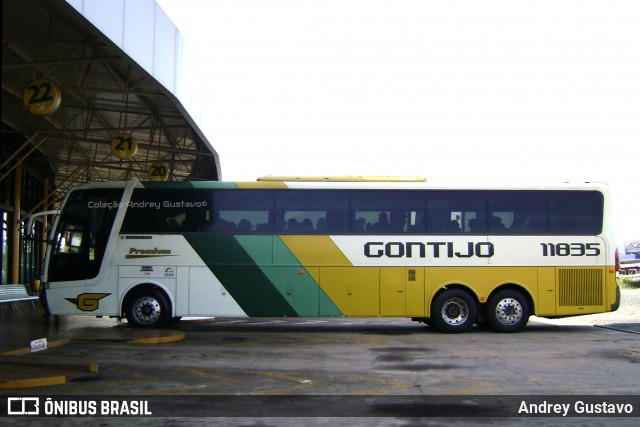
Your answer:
38;177;620;333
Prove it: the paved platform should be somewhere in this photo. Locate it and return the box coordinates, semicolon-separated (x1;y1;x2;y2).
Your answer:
0;301;184;390
2;289;638;392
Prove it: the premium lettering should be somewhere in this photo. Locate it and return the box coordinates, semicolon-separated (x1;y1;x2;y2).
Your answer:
128;248;171;255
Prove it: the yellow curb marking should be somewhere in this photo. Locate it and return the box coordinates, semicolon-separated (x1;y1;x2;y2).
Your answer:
0;376;66;389
1;339;71;356
126;331;185;345
0;331;182;389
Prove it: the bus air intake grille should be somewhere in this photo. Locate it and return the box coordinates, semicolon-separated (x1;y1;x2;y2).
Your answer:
558;268;603;306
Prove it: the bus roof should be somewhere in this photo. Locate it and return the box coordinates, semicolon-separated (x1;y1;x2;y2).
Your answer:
62;179;610;193
257;176;427;182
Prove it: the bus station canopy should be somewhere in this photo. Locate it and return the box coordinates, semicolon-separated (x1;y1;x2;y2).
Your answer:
2;0;220;206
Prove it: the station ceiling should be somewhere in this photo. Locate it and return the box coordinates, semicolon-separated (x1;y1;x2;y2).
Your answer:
2;0;220;206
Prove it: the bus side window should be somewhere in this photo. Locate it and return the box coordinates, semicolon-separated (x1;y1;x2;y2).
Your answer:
121;189;199;233
426;191;485;234
202;190;274;234
487;191;547;234
547;191;603;234
351;191;425;234
275;191;349;234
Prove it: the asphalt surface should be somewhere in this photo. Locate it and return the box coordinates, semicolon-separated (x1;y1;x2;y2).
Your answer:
0;301;184;388
0;288;638;426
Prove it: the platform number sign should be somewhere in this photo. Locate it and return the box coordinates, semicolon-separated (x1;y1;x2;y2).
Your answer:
147;162;169;181
23;79;62;115
110;133;138;159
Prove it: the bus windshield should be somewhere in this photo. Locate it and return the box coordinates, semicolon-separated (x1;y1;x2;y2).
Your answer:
47;188;123;282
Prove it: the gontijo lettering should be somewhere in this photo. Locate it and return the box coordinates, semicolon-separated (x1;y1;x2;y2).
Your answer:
365;241;495;258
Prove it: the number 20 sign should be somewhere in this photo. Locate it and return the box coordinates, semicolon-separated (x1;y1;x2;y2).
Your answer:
147;162;169;181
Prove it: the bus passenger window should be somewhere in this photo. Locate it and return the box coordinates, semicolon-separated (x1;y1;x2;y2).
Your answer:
121;189;200;233
202;190;273;234
547;191;603;234
351;191;426;234
275;191;349;234
426;191;485;234
487;191;546;234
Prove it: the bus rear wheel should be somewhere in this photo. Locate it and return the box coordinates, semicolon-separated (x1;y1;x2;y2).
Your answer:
486;290;530;333
431;289;477;333
125;287;171;328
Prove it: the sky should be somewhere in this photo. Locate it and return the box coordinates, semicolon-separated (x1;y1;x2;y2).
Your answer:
156;0;639;247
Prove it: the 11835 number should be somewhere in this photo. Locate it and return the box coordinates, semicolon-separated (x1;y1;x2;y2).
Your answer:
540;242;600;257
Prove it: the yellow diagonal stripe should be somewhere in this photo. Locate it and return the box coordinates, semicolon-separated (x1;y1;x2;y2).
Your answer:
279;236;352;266
279;236;352;283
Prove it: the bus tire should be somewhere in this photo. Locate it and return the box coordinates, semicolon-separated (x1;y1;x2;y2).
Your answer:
486;290;530;333
431;289;477;333
125;287;171;328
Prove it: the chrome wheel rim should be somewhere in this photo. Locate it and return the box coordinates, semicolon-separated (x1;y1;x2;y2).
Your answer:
132;296;162;325
441;297;469;326
494;297;523;326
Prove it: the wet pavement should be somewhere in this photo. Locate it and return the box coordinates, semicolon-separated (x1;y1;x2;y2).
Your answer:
0;301;183;389
1;291;639;425
2;289;639;392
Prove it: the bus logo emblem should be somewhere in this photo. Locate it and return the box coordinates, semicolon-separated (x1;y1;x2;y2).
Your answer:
65;293;111;312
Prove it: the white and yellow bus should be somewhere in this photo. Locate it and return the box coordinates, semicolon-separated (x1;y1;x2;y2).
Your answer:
39;177;620;333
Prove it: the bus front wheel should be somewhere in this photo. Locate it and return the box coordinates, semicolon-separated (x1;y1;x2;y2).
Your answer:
431;289;477;333
486;290;530;333
125;287;171;328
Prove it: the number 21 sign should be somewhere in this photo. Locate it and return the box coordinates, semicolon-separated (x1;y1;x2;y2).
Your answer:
111;133;139;159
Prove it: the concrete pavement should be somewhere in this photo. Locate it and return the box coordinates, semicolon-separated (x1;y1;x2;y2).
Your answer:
0;301;184;389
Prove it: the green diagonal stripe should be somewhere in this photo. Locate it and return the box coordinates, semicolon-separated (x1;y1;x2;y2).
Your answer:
236;236;343;317
184;235;297;317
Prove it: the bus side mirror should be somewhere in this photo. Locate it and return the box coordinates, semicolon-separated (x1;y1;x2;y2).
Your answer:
24;210;60;238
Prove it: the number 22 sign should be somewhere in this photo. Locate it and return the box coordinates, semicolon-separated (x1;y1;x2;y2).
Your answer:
23;79;62;115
